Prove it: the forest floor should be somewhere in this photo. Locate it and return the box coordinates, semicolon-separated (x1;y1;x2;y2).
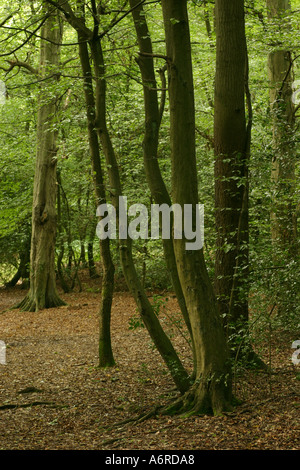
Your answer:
0;273;299;451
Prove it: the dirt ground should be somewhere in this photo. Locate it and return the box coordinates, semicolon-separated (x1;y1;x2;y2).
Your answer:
0;280;299;451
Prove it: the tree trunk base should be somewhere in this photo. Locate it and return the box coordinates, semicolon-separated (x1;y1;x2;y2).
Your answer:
162;376;233;417
16;291;66;312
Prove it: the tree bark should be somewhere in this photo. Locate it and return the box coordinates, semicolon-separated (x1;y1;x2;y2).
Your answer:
5;235;30;288
18;7;65;311
267;0;297;255
129;0;195;366
266;0;298;316
161;0;232;415
89;31;191;394
213;0;250;345
78;33;115;368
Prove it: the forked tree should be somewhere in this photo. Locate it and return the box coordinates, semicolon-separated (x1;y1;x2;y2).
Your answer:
44;0;233;414
159;0;232;415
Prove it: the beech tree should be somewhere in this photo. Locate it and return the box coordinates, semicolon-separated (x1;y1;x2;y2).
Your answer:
159;0;232;415
47;0;191;380
213;0;252;357
18;5;66;311
267;0;298;253
42;0;233;412
129;0;196;368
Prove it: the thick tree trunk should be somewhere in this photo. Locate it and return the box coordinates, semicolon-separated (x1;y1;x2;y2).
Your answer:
213;0;250;349
161;0;232;415
18;8;65;312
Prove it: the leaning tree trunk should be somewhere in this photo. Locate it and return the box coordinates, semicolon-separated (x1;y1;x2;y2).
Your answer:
52;0;190;392
89;31;191;394
18;8;65;312
161;0;232;415
129;0;196;367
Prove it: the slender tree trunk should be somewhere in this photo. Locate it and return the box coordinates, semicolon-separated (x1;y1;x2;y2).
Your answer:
267;0;297;255
266;0;298;315
56;168;71;293
78;33;115;368
161;0;232;415
129;0;195;365
18;7;65;311
51;0;190;391
88;224;99;279
5;235;30;288
89;32;191;394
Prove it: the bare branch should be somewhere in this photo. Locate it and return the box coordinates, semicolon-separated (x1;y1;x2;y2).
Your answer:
0;14;49;58
0;10;19;27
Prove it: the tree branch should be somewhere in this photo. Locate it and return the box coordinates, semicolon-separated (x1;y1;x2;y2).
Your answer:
0;14;50;58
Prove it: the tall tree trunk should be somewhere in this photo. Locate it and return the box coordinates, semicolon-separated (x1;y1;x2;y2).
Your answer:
89;31;191;394
129;0;195;366
78;33;115;367
18;7;65;312
213;0;250;349
50;0;190;394
266;0;298;315
267;0;297;254
161;0;232;415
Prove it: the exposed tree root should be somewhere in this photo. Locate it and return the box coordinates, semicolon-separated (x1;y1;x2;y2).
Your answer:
108;377;234;431
16;292;66;312
105;405;164;431
0;401;66;410
160;380;233;418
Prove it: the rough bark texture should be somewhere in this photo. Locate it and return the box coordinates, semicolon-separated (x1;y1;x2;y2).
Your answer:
161;0;232;415
18;8;65;312
213;0;249;336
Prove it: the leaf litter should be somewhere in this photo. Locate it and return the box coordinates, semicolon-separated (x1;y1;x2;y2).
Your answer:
0;279;299;450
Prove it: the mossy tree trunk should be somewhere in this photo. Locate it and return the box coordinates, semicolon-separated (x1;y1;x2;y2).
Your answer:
213;0;255;362
50;0;191;390
18;7;65;312
89;26;191;394
78;31;115;368
161;0;232;415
